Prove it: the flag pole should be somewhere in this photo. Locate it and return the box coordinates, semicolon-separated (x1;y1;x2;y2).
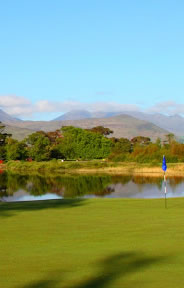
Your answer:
164;171;167;209
162;155;167;209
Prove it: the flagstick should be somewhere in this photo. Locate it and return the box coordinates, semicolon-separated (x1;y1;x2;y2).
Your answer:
164;171;167;209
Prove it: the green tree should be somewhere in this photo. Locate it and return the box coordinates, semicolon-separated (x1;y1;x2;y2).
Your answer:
6;138;28;160
111;137;132;153
86;126;113;136
25;132;51;161
58;126;112;160
131;136;151;146
0;122;11;159
155;137;161;148
164;133;175;145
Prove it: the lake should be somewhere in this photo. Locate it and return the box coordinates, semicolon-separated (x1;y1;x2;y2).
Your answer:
1;171;184;202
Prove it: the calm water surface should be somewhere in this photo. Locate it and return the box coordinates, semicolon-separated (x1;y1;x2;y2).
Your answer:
0;171;184;202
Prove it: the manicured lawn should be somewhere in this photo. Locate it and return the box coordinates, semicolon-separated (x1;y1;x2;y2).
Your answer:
1;198;184;287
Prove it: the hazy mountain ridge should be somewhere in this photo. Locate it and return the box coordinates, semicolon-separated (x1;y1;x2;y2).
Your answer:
53;110;123;121
4;114;169;141
119;111;184;135
53;110;184;136
0;109;21;124
59;114;169;140
0;108;179;140
53;110;92;121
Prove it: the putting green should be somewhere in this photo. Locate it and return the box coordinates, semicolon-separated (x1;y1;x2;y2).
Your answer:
0;198;184;288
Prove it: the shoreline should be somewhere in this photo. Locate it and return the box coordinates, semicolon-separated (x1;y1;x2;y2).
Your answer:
2;161;184;176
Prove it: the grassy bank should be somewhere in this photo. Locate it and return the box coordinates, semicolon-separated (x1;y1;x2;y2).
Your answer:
4;160;184;176
1;198;184;287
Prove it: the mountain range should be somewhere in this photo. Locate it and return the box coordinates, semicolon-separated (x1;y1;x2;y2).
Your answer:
53;110;184;136
0;108;183;141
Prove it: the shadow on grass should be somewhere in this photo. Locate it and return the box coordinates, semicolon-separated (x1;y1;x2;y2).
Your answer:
0;198;86;218
19;251;169;288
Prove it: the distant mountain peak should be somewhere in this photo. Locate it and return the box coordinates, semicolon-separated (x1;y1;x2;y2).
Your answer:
0;108;21;124
53;110;92;121
169;114;183;119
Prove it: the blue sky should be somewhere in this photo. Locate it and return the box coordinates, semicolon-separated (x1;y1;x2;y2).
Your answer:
0;0;184;120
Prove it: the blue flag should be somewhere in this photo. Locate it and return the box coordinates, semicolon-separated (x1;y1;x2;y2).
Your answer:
162;155;167;172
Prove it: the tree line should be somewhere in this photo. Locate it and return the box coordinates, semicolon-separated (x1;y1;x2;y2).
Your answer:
0;122;183;163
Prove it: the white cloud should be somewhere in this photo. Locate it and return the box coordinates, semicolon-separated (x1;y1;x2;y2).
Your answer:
35;100;139;114
0;95;30;107
147;101;184;115
35;100;87;113
0;95;33;117
1;95;184;120
89;102;139;112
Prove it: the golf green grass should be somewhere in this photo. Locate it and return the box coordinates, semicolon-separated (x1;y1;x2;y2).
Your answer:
1;198;184;288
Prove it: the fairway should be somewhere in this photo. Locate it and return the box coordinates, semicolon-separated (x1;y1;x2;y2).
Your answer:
1;198;184;288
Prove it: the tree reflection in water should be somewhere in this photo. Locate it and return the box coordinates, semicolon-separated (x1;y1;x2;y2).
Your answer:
1;171;184;200
168;176;184;192
132;176;163;192
0;172;113;199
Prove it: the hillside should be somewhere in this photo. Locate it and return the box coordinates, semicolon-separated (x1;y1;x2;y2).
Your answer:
4;125;34;141
0;108;170;140
59;114;169;140
7;114;169;141
52;110;184;136
116;111;184;136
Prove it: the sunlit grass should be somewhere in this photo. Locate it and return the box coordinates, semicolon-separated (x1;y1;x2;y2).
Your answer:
5;160;184;176
1;198;184;287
